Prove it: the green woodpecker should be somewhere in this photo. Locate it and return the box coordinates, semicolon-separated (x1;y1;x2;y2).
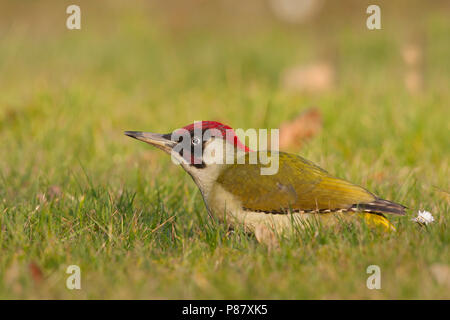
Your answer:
125;121;405;241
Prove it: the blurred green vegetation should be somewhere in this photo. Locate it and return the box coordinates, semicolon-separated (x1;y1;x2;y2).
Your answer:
0;0;448;299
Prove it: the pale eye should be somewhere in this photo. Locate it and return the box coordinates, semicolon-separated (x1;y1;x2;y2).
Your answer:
191;137;201;145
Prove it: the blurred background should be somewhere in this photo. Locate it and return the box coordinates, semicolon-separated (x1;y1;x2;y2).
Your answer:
1;1;448;155
0;0;449;299
1;0;449;188
1;0;449;217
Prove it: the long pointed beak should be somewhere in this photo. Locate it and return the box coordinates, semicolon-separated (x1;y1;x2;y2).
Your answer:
124;131;176;153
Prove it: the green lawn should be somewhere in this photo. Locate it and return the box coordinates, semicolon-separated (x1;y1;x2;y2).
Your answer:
0;1;448;299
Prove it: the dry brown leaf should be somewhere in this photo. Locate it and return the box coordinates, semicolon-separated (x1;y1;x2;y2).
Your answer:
269;0;324;24
29;262;44;285
402;44;423;93
405;70;423;93
281;62;334;93
402;44;422;66
278;108;322;150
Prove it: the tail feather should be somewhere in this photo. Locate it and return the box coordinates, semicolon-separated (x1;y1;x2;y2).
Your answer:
351;198;406;216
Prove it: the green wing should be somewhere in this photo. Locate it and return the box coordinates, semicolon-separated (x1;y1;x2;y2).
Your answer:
216;152;376;213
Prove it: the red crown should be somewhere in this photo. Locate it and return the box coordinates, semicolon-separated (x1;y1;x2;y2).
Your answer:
179;121;250;152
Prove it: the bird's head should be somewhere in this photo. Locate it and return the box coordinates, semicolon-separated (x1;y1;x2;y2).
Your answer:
125;121;250;175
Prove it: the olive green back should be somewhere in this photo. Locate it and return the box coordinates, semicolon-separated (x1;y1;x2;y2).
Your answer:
216;152;376;212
